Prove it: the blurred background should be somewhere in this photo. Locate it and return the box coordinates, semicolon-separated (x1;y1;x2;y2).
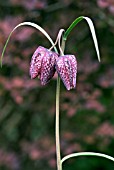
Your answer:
0;0;114;170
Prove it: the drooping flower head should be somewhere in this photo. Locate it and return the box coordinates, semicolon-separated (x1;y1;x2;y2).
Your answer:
30;46;58;85
56;55;77;90
30;46;77;90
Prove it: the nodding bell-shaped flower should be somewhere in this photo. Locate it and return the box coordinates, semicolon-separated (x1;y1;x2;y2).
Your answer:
56;55;77;90
30;46;58;85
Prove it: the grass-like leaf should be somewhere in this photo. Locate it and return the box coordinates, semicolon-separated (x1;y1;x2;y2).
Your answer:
63;16;101;62
0;22;55;67
61;152;114;164
63;16;83;40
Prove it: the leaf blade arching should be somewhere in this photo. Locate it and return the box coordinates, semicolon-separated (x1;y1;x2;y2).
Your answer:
61;152;114;164
0;22;56;67
83;17;100;62
63;16;101;62
63;16;83;40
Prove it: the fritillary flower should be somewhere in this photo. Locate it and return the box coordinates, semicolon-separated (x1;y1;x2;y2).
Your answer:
56;55;77;90
30;46;58;85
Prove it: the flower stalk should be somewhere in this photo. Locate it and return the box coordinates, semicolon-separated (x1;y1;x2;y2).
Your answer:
56;76;61;170
55;37;66;170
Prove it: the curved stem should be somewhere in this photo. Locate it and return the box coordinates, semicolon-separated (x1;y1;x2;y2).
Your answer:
49;29;65;52
55;38;66;170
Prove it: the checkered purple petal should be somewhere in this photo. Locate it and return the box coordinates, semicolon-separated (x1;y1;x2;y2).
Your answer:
56;55;77;90
30;46;46;79
41;51;58;85
30;46;58;85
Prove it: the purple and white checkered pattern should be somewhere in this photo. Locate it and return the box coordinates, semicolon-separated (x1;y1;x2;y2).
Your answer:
30;46;58;85
56;55;77;90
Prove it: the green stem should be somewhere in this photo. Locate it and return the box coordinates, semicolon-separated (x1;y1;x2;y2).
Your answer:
56;76;61;170
55;38;66;170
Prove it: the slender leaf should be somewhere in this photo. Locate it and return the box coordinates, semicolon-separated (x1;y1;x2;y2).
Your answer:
63;16;83;40
0;22;56;67
61;152;114;164
83;17;100;62
63;16;101;62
